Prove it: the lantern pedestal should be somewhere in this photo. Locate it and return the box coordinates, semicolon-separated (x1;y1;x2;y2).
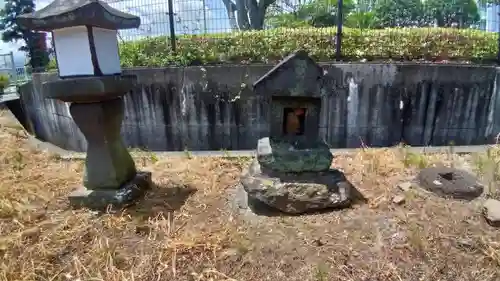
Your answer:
43;76;152;211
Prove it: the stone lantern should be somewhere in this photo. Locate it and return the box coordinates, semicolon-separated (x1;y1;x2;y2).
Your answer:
17;0;152;211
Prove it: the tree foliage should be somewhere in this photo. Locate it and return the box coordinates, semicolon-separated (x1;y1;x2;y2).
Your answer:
344;11;379;28
265;0;481;29
0;0;49;71
424;0;480;27
267;0;355;28
478;0;500;4
372;0;424;27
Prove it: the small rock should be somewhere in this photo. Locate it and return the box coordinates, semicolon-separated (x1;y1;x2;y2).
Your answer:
220;248;240;258
234;184;249;210
455;238;476;251
312;238;325;246
217;248;242;262
483;199;500;227
392;195;406;205
433;180;443;186
390;232;407;245
398;182;413;192
135;225;151;235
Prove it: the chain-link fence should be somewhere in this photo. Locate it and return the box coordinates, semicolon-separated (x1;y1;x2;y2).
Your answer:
15;0;500;70
0;52;30;93
0;52;16;79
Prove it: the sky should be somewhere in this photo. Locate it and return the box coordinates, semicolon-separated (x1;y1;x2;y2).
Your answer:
0;0;234;67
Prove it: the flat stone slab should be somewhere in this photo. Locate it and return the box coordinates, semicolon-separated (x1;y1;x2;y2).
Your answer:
241;159;360;214
68;171;152;211
256;137;333;173
416;167;483;200
42;75;136;103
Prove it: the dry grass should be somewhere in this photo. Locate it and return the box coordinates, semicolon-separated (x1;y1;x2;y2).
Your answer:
1;110;500;281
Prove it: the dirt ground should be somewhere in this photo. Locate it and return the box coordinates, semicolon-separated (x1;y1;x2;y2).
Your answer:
1;109;500;281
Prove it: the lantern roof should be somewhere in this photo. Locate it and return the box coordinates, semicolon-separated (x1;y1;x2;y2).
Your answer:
17;0;140;31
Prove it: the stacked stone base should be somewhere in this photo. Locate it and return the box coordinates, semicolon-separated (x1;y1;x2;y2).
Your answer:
240;160;361;215
69;171;152;211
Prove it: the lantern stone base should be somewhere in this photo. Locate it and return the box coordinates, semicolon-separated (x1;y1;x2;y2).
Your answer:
42;75;137;103
68;171;152;211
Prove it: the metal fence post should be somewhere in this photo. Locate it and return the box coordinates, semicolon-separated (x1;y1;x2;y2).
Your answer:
167;0;176;53
8;51;18;83
336;0;343;61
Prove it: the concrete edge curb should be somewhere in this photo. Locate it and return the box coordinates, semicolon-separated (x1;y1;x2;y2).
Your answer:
26;134;495;160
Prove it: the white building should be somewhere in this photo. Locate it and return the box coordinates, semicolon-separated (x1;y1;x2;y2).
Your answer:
478;1;500;32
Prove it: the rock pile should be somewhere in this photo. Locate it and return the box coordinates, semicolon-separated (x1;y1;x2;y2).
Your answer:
240;137;363;215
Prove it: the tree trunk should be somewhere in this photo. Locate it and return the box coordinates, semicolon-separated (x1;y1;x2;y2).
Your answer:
236;0;251;29
246;0;266;29
221;0;239;30
222;0;275;30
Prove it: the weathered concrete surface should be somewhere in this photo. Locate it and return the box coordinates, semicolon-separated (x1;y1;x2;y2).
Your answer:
18;63;500;152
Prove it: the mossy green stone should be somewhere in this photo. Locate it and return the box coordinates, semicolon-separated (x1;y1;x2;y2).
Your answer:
256;137;333;173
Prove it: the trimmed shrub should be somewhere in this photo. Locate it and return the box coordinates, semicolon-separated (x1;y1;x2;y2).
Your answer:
51;27;500;69
0;74;9;90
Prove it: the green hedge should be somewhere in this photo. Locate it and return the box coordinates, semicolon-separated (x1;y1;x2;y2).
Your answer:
48;27;500;69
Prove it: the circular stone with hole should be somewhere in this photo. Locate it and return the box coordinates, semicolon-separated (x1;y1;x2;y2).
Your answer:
416;167;483;200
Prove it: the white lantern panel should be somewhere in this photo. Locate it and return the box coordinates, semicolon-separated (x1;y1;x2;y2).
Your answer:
92;27;121;75
53;26;94;77
53;26;122;78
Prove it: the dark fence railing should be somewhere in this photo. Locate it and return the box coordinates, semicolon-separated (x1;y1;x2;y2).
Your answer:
23;0;500;68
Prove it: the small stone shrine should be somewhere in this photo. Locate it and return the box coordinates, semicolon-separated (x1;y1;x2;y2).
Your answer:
18;0;152;210
238;51;363;215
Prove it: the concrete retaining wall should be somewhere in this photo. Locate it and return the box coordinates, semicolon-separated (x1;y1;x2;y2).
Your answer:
19;63;500;152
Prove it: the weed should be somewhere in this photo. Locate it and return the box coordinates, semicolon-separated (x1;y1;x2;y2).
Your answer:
314;263;329;281
401;145;428;169
447;141;455;168
148;151;159;164
407;221;428;258
183;147;193;159
472;147;500;197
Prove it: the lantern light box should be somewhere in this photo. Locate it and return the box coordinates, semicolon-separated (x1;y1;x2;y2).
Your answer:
52;26;121;77
17;0;141;78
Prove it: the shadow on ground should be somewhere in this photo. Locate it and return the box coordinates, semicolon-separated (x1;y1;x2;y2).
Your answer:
129;182;197;219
